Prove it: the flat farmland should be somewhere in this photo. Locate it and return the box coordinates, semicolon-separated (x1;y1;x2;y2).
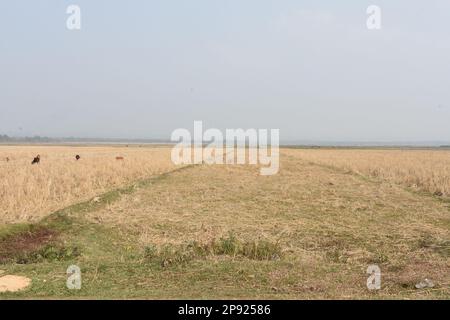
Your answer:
0;145;176;224
0;146;449;299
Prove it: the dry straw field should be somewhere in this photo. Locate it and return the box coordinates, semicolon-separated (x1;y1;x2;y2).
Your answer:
0;145;176;224
284;148;450;197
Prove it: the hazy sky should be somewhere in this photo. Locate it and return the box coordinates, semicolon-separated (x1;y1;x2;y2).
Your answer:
1;1;449;141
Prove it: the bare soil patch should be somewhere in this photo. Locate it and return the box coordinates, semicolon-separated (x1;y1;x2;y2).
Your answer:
0;226;58;264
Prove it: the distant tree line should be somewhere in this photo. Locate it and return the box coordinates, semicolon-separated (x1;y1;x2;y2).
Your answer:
0;134;54;142
0;134;171;144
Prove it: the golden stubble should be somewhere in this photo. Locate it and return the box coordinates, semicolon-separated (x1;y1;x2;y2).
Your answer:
86;150;450;297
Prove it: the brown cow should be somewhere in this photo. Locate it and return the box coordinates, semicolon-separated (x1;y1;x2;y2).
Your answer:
116;156;124;160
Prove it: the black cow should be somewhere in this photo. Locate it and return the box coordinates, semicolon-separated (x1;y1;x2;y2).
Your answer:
31;155;40;165
75;155;81;161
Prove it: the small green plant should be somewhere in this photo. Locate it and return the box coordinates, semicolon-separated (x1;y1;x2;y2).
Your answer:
143;233;283;268
213;232;240;256
15;245;81;264
144;244;197;267
242;240;282;260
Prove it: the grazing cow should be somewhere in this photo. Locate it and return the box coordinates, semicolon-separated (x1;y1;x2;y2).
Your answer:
5;157;9;162
31;155;40;165
75;155;81;161
116;156;124;161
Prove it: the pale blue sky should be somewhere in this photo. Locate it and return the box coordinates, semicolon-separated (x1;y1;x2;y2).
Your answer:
1;1;449;141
